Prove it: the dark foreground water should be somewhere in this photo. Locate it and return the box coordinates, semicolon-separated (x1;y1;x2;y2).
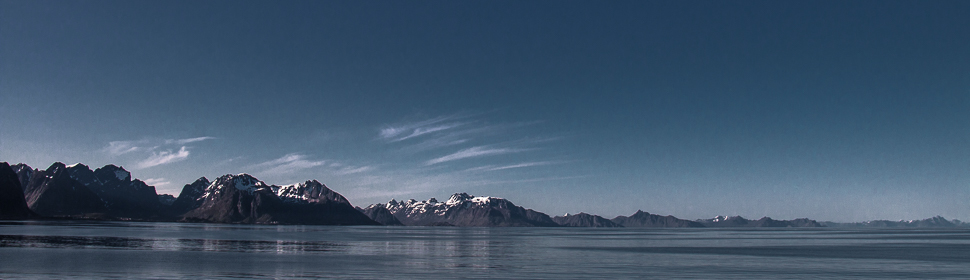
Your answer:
1;221;968;279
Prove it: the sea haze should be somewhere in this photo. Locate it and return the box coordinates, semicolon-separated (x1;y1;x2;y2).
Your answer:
1;221;969;279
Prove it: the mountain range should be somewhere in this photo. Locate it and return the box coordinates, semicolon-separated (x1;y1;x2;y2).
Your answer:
1;161;964;228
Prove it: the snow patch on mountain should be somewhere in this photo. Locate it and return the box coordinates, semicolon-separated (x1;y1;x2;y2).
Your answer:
379;193;504;218
115;170;130;181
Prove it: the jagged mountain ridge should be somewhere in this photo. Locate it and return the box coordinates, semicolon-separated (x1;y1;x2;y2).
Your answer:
697;215;824;227
367;193;559;227
553;213;621;227
180;173;377;225
823;216;966;228
2;162;378;225
20;162;108;217
611;210;706;227
66;163;164;218
1;161;963;228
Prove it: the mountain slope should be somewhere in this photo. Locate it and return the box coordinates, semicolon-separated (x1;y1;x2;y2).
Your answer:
169;177;210;215
22;162;107;216
553;213;621;227
77;164;164;218
611;210;705;228
358;205;404;226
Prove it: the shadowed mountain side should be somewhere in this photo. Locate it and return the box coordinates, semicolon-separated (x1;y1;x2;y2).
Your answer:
0;162;37;219
168;177;211;216
22;163;107;217
357;206;404;226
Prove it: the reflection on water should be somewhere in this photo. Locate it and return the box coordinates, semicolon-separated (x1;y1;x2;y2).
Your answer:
0;235;341;254
0;221;969;279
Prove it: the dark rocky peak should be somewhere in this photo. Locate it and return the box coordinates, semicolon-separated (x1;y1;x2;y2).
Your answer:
94;164;131;183
169;177;212;215
182;177;211;196
1;162;37;219
45;162;67;174
553;212;622;227
612;210;705;228
22;162;107;216
129;179;152;191
158;194;176;206
11;163;34;190
65;163;99;186
359;205;404;226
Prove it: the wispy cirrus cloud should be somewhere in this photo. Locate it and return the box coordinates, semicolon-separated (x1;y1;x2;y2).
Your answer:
105;140;147;156
166;136;216;145
335;165;374;175
425;146;524;165
379;114;471;142
464;161;564;172
252;153;327;175
137;146;190;169
142;178;172;187
249;153;375;178
105;136;215;169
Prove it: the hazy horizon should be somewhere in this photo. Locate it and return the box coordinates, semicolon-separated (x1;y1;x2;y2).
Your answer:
2;1;968;222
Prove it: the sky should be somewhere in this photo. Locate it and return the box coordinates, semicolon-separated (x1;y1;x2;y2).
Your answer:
1;1;968;222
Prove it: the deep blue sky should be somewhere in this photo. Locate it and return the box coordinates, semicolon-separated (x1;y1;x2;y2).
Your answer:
2;1;968;222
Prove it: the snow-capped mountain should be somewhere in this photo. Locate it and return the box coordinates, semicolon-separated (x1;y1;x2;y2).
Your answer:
367;193;558;227
276;180;350;205
180;173;377;225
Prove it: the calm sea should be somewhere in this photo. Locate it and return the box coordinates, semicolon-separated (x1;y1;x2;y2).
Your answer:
0;221;968;279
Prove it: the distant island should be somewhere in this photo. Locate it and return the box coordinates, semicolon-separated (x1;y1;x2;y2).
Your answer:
2;161;966;228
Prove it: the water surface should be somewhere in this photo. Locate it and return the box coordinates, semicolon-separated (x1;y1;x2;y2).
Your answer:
1;221;967;279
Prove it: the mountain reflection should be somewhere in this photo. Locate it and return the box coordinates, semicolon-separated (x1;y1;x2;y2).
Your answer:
0;235;341;254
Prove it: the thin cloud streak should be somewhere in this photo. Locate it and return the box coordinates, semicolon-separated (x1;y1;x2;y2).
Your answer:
425;146;522;165
465;161;564;172
380;115;454;140
253;153;327;175
137;146;190;169
142;178;171;187
335;165;374;175
105;141;144;156
167;136;215;145
391;123;465;142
